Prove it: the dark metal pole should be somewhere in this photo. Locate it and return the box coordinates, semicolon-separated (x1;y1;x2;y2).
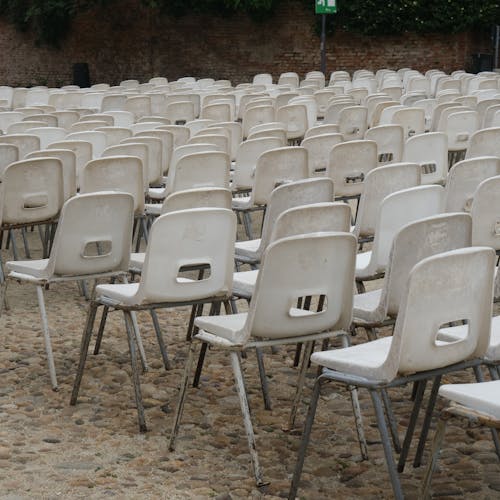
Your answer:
320;14;326;74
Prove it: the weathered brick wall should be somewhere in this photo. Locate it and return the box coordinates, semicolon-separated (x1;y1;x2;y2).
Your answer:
0;0;492;87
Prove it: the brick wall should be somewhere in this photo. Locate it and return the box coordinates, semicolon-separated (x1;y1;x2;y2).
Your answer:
0;1;492;87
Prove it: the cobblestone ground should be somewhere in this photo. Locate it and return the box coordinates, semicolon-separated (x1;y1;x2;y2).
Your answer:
0;222;499;499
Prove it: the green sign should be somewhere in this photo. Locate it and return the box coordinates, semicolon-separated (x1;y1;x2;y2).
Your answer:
315;0;337;14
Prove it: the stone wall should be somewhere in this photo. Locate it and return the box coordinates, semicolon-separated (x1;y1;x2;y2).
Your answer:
0;1;492;87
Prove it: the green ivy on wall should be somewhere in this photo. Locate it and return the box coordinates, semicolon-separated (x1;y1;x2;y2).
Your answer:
0;0;499;46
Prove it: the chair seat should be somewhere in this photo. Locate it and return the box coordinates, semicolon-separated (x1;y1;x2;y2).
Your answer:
353;288;385;324
96;282;140;305
232;270;258;298
6;259;49;280
145;203;162;216
235;239;261;260
311;336;393;382
438;315;500;361
195;312;248;344
439;380;500;420
232;196;252;209
148;187;167;200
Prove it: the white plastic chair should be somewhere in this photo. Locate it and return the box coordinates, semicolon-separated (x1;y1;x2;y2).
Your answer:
444;156;500;212
301;133;343;176
169;231;359;487
232;147;308;239
234;177;334;268
290;246;495;500
353;162;421;242
403;132;448;185
365;124;404;166
4;192;134;390
355;185;445;287
71;207;237;431
0;134;40;159
465;127;500;159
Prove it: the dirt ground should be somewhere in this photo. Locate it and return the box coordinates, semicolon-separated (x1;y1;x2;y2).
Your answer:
0;223;499;499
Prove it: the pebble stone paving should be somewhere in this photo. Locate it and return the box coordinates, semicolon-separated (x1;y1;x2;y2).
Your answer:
0;220;499;499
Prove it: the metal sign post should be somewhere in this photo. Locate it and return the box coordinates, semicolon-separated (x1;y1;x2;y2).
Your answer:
315;0;337;75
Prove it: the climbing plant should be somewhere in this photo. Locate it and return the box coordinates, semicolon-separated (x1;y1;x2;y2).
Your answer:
0;0;499;46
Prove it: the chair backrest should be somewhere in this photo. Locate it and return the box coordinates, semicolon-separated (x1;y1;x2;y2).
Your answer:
233;136;284;190
96;126;132;147
1;158;64;225
102;143;149;191
304;124;340;139
47;140;92;186
444;111;479;152
134;129;173;177
66;130;107;158
384;213;472;318
391;107;425;138
371;185;445;271
276;103;308;141
8;120;48;134
0;143;18;177
328;139;378;198
122;136;163;185
125;95;152;120
242;105;276;139
237;232;356;342
157;124;191;148
168;151;230;196
251;147;308;206
161;187;232;214
388;247;494;378
80;156;145;214
102;110;134;128
338;106;368;141
0;134;40;159
403;132;448;185
270;202;351;242
465;127;500;159
471;175;500;249
354;162;422;238
445;157;500;212
137;208;236;302
365;124;404;166
26;148;77;201
47;192;134;277
301;133;343;176
257;177;335;255
26;126;66;149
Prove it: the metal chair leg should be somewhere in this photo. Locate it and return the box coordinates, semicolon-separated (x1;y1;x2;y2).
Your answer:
192;342;208;388
420;416;448;500
128;310;148;372
93;305;109;355
381;388;401;453
36;285;58;391
256;346;272;411
413;375;442;468
150;308;171;370
21;227;31;259
473;365;500;459
123;310;147;432
289;378;323;500
370;389;404;500
242;211;253;240
9;230;18;260
230;350;267;487
287;341;314;431
70;301;99;405
398;379;427;472
169;341;197;451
